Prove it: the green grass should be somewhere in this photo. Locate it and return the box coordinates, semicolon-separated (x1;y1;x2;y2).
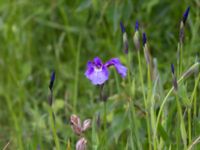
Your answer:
0;0;200;149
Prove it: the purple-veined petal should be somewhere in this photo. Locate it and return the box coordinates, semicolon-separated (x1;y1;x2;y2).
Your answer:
85;65;109;85
85;61;94;78
105;58;127;78
93;57;103;68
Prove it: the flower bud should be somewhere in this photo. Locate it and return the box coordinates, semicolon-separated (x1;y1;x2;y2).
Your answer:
76;137;87;150
70;114;82;135
123;32;129;54
120;22;129;54
82;119;91;132
171;64;178;91
182;6;190;25
133;30;140;51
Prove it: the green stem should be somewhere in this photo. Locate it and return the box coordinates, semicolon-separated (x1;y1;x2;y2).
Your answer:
73;36;82;113
188;108;192;145
103;101;107;148
180;42;183;75
147;65;152;150
48;107;60;150
5;95;23;150
137;51;152;149
137;52;146;101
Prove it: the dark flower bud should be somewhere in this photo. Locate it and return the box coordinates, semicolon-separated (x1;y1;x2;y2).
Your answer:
182;6;190;25
120;22;129;54
133;21;140;51
171;64;178;91
142;32;147;46
135;20;139;31
120;22;126;33
171;64;175;75
49;71;55;91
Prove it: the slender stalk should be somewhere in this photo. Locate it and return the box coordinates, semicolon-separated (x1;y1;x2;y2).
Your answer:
48;107;60;150
187;135;200;150
147;64;152;150
176;95;187;149
103;101;107;147
188;108;192;145
127;52;141;149
151;77;159;150
192;73;200;138
180;42;183;75
5;95;23;150
99;84;107;148
73;36;82;112
137;51;152;149
137;52;146;101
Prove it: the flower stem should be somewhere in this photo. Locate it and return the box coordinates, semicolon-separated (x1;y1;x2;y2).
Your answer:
137;51;152;149
48;107;60;150
103;100;107;147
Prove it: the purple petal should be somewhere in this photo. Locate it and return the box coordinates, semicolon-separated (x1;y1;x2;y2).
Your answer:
85;64;109;85
93;57;103;68
85;61;94;77
105;58;127;78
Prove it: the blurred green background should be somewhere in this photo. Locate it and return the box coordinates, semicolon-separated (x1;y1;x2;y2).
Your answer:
0;0;200;149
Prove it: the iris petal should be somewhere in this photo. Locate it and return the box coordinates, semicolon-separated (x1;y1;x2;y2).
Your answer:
85;59;109;85
105;58;127;78
86;66;109;85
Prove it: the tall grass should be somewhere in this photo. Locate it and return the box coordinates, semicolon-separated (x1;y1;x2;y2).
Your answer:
0;0;200;149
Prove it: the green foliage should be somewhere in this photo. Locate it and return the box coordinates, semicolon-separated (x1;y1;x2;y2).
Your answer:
0;0;200;149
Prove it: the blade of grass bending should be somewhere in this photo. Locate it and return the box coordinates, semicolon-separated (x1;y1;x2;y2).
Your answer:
155;63;200;139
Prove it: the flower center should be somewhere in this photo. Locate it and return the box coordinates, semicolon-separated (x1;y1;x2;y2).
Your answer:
94;66;102;72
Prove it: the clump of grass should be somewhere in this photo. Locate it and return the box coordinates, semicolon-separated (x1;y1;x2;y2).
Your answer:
1;1;200;150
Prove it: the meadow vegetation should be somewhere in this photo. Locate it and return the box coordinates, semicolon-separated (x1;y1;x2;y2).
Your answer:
0;0;200;149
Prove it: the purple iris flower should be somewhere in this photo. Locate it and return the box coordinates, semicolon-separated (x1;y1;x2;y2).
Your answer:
85;57;127;85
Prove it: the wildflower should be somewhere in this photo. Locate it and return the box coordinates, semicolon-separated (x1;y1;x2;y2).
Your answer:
171;64;178;91
120;22;129;54
85;57;127;85
76;137;87;150
133;21;140;51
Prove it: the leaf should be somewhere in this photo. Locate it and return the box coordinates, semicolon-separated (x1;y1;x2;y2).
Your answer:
66;140;71;150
